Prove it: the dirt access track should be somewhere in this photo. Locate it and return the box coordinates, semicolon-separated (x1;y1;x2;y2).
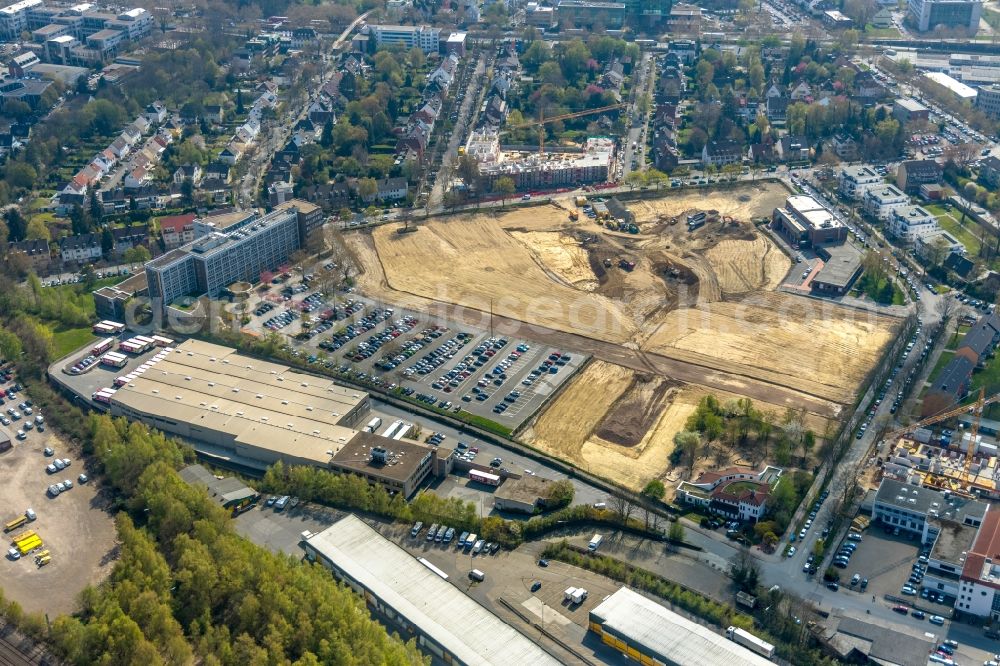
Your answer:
349;182;900;420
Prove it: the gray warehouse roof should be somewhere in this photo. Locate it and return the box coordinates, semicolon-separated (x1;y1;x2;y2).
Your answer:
304;515;561;666
589;587;773;665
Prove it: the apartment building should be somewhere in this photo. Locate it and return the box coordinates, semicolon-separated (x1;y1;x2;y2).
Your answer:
368;24;441;54
863;184;909;221
889;204;939;243
838;164;883;201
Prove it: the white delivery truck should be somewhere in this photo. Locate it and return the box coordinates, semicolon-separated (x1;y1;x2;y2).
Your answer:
726;626;775;659
588;534;603;551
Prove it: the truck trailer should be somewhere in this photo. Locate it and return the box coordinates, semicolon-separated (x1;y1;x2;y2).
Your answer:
726;626;775;659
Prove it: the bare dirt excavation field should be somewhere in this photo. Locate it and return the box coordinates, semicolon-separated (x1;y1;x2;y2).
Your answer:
351;183;900;490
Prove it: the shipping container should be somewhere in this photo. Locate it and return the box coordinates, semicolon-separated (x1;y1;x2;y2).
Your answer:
381;419;403;439
98;320;126;334
3;515;27;532
150;335;174;347
392;424;412;440
100;354;128;369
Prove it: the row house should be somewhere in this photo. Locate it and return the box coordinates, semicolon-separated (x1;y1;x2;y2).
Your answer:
6;238;50;272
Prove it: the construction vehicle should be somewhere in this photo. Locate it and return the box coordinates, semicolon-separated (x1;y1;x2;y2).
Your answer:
568;210;579;221
618;259;635;271
35;555;50;567
574;196;587;207
627;223;639;234
4;515;27;533
33;549;49;562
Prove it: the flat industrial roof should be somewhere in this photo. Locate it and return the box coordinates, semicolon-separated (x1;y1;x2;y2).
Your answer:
924;71;977;99
813;243;862;288
305;515;562;665
589;587;772;665
330;430;434;483
110;339;367;464
896;98;928;112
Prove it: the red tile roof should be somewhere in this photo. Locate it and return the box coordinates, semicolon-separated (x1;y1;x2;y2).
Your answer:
963;506;1000;589
158;213;196;233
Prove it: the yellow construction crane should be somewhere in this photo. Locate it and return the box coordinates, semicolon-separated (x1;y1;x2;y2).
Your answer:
502;103;626;154
881;387;1000;481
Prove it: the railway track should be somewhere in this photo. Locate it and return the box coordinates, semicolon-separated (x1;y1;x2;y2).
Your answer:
0;623;50;666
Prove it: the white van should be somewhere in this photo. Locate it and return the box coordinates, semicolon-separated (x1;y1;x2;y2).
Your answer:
469;569;485;582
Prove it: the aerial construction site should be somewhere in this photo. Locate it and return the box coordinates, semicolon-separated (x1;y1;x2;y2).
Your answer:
350;182;901;491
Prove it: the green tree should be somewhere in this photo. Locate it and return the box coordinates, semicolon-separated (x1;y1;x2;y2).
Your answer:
101;227;114;254
4;208;26;241
546;479;575;508
642;479;666;500
674;430;700;471
25;217;49;241
4;100;31;122
357;177;378;202
495;177;515;206
123;246;151;264
4;161;36;189
668;520;685;543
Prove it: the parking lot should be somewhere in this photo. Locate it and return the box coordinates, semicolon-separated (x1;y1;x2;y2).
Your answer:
238;268;587;430
0;377;117;615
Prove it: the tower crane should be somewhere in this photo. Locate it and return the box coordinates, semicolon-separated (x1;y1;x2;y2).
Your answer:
881;387;1000;482
502;103;626;154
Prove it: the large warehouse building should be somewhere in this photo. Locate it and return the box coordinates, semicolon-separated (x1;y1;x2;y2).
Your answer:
588;587;774;665
109;339;440;496
302;515;562;665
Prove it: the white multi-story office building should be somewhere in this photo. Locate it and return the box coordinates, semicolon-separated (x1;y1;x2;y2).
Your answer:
0;0;42;38
863;184;909;221
369;24;441;53
908;0;982;32
146;207;300;309
838;165;883;201
889;204;939;243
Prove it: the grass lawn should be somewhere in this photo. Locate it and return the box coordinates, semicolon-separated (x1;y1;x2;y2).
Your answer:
927;350;955;384
863;24;901;38
933;211;983;258
971;353;1000;398
51;325;95;360
947;324;971;350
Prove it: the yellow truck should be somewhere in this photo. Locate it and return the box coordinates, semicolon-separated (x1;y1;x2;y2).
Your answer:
36;555;50;567
4;515;26;532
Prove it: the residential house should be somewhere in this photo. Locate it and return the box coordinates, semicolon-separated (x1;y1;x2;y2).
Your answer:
158;213;196;249
111;224;148;254
219;145;242;165
922;355;974;417
173;164;202;186
956;316;1000;366
6;238;49;272
375;177;408;202
790;81;812;101
123;166;150;190
204;162;231;184
980;156;1000;188
203;104;223;124
945;251;975;279
108;136;130;158
830;134;858;160
144;101;166;124
747;141;775;164
897;159;942;194
59;232;102;263
701;139;743;166
776;135;810;162
766;95;789;124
